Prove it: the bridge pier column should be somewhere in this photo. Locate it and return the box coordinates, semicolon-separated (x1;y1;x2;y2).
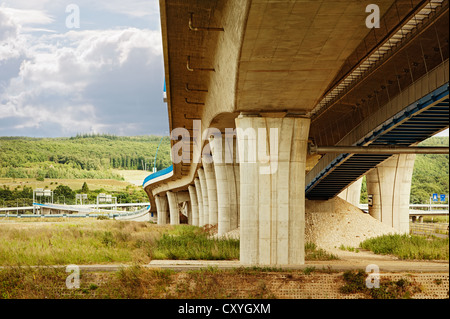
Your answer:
236;115;310;266
366;154;416;234
210;134;240;236
155;194;169;225
203;158;218;226
198;168;209;225
166;191;180;225
194;177;204;226
188;185;199;226
338;177;363;207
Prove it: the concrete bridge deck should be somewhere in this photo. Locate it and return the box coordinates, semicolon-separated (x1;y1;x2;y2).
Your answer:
143;0;449;266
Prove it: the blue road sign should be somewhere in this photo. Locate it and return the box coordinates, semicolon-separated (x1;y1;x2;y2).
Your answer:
432;193;439;201
440;194;446;201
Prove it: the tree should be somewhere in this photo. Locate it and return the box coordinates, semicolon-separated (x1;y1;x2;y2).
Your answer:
81;182;89;193
53;185;75;203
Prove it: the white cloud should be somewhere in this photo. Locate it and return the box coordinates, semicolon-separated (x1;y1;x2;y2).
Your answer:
0;1;168;137
1;7;54;26
0;9;18;41
93;0;160;18
0;26;164;136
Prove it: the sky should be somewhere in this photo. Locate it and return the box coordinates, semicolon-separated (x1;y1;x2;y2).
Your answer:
0;0;169;137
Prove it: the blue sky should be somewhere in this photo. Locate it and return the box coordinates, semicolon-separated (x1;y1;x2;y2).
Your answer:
0;0;169;137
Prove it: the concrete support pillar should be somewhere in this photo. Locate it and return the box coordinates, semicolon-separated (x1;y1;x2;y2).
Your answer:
188;185;199;226
181;201;191;224
166;191;179;225
198;168;209;225
338;177;363;207
236;115;310;266
155;194;169;225
203;158;218;226
233;155;240;230
366;154;416;233
194;177;204;226
210;133;240;236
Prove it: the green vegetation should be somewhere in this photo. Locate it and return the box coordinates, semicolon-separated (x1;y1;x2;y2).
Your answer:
0;223;240;266
0;134;171;180
0;181;148;208
0;221;343;266
339;244;360;253
360;136;448;204
0;265;280;299
1;134;447;204
359;234;449;260
305;242;339;260
339;269;422;299
410;136;449;204
0;220;166;266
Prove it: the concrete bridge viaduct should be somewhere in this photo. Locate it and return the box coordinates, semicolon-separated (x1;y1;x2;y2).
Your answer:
143;0;449;266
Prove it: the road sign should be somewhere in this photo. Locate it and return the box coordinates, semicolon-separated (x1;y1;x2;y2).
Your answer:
432;193;439;201
440;194;446;201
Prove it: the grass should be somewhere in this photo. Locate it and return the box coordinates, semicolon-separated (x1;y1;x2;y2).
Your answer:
0;177;134;193
2;265;441;299
359;234;449;260
0;265;278;299
422;216;449;223
339;244;360;253
0;222;241;266
305;242;339;260
152;225;240;260
0;220;170;266
339;269;423;299
0;219;341;266
0;265;336;299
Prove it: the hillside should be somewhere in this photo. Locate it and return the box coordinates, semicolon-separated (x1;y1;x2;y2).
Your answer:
0;135;448;204
410;136;449;203
0;134;171;180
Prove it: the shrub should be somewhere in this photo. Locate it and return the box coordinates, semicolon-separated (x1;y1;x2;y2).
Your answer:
359;234;449;260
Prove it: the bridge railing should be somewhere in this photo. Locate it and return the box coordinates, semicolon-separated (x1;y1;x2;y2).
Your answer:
0;204;152;219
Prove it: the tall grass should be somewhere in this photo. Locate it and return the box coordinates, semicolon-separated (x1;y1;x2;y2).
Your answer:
0;222;240;265
305;242;339;260
152;225;240;260
359;234;449;260
0;220;168;266
0;221;340;265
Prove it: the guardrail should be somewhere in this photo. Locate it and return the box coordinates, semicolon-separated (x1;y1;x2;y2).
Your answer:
410;222;449;237
358;204;449;215
0;205;152;220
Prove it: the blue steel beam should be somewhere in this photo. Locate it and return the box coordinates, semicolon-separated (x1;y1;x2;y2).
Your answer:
306;83;449;200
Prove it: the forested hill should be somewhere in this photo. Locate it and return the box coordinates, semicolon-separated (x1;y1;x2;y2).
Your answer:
0;134;448;204
0;134;171;180
411;136;449;203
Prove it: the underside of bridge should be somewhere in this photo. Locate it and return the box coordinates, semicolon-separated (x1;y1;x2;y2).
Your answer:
144;0;449;266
